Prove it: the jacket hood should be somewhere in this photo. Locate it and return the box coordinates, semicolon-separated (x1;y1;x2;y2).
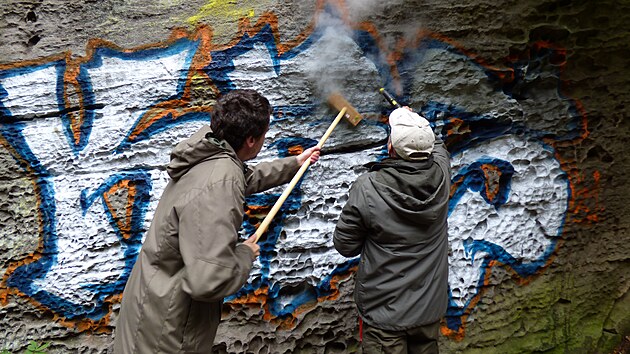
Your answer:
366;157;447;224
167;125;240;180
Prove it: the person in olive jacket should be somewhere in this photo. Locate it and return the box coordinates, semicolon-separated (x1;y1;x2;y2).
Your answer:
334;106;451;354
114;89;320;354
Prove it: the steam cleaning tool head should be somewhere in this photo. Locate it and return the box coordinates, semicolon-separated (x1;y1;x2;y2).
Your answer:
327;92;363;126
379;88;401;108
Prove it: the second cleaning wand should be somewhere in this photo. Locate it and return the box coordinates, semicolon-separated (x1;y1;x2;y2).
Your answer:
379;88;401;108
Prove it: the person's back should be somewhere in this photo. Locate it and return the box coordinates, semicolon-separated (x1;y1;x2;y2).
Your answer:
114;126;256;353
334;107;451;354
114;90;321;353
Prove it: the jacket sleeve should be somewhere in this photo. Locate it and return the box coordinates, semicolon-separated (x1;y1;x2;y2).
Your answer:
244;156;300;195
334;178;369;257
178;179;255;302
432;137;452;180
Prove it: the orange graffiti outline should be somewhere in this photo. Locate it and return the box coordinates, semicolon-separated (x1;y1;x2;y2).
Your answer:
480;164;502;203
224;265;358;330
102;180;137;240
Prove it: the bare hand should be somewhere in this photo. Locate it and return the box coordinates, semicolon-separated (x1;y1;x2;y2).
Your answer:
296;146;321;165
243;234;260;257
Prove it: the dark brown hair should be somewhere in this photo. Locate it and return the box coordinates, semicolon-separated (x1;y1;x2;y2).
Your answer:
210;89;272;150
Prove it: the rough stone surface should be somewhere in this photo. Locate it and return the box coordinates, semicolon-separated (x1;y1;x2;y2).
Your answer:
0;0;628;353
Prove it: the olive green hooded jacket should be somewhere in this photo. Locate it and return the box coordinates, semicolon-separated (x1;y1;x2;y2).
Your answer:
114;125;300;353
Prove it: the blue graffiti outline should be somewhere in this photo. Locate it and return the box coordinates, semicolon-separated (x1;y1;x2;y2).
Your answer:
0;60;66;124
79;38;203;153
205;23;321;95
443;139;570;330
448;158;515;212
58;65;96;154
1;122;62;315
77;170;152;320
0;41;205;320
115;111;211;153
421;102;518;156
0;10;582;330
1;63;61;314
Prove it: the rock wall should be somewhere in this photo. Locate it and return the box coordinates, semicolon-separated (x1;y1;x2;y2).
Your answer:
0;0;628;353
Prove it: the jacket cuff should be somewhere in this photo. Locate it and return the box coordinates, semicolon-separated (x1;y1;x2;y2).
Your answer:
236;243;257;262
287;155;301;174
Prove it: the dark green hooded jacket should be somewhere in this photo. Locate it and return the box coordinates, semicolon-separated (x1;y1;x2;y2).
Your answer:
334;139;451;331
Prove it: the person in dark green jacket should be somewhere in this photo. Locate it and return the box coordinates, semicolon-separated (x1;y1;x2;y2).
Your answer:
114;89;320;354
334;106;451;354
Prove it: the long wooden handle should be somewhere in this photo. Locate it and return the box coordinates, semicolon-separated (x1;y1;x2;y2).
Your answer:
253;107;348;242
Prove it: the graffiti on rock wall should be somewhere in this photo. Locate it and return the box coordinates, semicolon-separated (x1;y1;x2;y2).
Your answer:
0;1;595;338
0;32;213;329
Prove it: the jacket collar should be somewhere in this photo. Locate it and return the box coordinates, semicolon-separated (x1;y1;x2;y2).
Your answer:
366;156;434;173
167;125;245;179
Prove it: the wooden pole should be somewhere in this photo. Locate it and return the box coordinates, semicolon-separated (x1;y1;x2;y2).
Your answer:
253;107;348;242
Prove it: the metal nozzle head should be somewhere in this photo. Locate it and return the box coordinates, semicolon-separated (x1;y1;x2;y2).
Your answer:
379;87;401;108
